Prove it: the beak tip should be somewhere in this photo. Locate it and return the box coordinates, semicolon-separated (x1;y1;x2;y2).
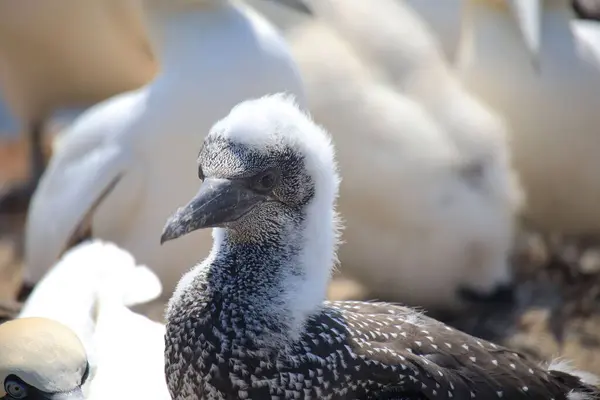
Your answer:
159;232;169;245
160;214;183;245
160;226;180;245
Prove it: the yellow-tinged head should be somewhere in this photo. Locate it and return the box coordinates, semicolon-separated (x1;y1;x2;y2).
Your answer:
0;318;87;400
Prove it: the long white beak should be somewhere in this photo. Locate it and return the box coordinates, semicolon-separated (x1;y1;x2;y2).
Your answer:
508;0;542;70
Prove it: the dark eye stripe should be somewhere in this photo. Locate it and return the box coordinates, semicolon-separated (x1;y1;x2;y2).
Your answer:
81;362;90;385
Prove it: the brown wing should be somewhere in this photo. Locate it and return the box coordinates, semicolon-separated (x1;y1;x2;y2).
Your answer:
322;300;590;399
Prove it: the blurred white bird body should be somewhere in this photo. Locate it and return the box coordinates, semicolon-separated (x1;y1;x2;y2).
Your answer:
402;0;463;61
574;19;600;62
25;0;306;299
19;240;169;399
380;0;538;65
288;0;522;310
457;0;600;233
89;267;168;400
248;0;463;62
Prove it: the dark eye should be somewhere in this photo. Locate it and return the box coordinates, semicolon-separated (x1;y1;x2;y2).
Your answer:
5;379;27;399
198;165;205;181
253;169;279;192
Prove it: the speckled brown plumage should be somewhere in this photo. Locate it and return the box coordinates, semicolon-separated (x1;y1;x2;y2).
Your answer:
165;293;598;399
161;94;600;400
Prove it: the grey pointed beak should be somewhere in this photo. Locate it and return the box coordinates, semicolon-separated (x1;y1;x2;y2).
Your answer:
46;387;84;400
508;0;542;71
160;178;266;244
261;0;313;15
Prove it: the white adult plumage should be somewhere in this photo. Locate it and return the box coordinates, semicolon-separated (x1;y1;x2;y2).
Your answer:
251;0;464;61
0;317;88;400
285;0;523;311
24;0;308;306
18;240;169;400
456;0;600;234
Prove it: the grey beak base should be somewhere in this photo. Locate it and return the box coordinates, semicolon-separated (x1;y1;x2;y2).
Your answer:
160;178;266;244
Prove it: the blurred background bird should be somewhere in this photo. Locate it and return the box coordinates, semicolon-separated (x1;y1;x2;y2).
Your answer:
18;240;169;399
456;0;600;237
3;0;600;385
0;0;158;215
284;0;523;313
21;0;308;320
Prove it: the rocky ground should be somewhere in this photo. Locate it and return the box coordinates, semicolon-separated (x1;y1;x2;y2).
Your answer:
2;133;600;376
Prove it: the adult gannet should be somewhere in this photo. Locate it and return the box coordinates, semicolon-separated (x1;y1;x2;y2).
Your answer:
24;0;309;306
457;0;600;234
285;0;523;310
0;318;88;400
18;240;169;400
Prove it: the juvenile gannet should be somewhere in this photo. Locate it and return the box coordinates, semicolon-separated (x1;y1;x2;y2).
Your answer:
161;94;598;399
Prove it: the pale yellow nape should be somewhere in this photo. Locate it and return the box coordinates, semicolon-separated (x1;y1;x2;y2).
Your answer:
0;317;88;396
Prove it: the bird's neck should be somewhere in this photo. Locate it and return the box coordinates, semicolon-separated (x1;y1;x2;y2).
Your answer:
458;0;572;63
168;201;338;346
143;1;241;72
